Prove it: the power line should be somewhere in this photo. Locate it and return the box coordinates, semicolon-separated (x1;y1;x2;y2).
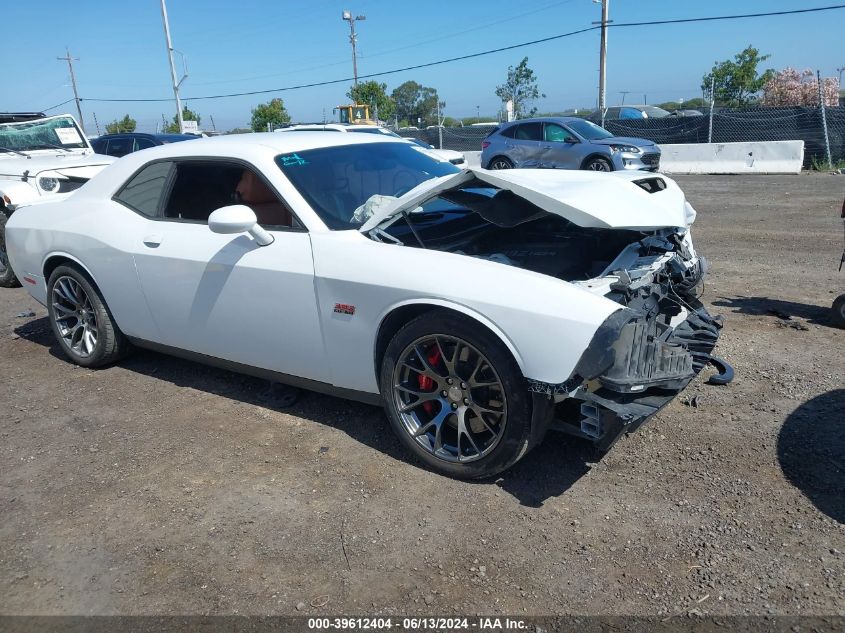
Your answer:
79;4;845;104
81;25;599;103
41;98;77;112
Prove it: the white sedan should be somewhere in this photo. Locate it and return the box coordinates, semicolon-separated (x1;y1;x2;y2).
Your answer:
5;132;726;478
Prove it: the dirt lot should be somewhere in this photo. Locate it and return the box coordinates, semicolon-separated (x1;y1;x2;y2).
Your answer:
1;174;843;617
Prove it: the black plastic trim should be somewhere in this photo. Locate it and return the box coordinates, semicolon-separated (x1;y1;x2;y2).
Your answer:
126;337;383;407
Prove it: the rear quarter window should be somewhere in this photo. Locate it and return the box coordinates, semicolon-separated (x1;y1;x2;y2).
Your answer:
114;161;173;218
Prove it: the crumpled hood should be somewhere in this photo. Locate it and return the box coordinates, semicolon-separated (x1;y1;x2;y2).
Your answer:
359;167;692;233
0;152;114;178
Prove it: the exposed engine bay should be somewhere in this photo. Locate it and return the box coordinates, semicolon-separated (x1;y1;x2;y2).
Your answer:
371;179;731;450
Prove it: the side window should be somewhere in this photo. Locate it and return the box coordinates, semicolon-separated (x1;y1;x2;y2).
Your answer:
498;126;516;139
114;161;173;218
90;138;106;154
620;107;643;120
134;138;156;151
514;123;543;141
106;137;134;157
544;123;575;143
161;161;297;229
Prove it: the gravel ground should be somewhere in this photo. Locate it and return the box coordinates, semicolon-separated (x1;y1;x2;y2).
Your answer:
1;174;843;617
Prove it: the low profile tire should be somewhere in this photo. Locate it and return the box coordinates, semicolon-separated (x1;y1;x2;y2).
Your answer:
380;310;533;479
0;206;22;288
46;264;130;367
832;294;845;329
487;156;513;170
583;156;613;172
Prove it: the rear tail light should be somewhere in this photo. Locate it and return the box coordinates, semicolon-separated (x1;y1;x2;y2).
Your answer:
481;141;490;149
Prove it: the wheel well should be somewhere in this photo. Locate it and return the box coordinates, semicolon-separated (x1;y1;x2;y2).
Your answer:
373;304;524;382
43;256;92;285
580;153;612;169
487;155;512;168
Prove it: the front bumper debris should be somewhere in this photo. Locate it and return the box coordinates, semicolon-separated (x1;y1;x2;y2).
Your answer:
530;299;733;451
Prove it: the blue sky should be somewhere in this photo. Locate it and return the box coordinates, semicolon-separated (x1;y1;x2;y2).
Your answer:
3;1;843;133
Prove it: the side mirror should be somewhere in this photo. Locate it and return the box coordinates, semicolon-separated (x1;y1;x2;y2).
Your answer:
208;205;274;246
565;137;580;144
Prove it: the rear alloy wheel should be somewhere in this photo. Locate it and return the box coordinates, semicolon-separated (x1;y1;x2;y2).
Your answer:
0;206;22;288
488;156;513;170
832;294;845;329
584;157;613;172
381;310;532;479
47;265;130;367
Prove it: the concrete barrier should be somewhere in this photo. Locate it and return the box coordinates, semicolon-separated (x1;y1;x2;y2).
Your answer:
463;141;805;174
658;141;804;175
462;151;482;168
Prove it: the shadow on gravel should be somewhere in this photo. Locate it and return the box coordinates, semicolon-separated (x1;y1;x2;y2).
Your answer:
778;389;845;524
712;295;834;327
14;316;592;506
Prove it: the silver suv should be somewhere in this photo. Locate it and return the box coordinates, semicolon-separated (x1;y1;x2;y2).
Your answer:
481;117;660;173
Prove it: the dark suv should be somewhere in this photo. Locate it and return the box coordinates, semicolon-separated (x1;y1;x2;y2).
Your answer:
90;132;196;157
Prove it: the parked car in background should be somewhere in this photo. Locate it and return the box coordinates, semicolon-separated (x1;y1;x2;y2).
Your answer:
481;117;660;172
589;105;672;121
277;124;465;164
0;114;115;287
90;132;197;158
408;138;466;165
5;132;720;478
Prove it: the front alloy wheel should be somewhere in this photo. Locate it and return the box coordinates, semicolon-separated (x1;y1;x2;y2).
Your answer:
393;334;507;463
584;157;613;172
381;310;533;479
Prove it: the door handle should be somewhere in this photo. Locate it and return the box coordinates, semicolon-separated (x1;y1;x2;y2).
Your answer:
542;145;552;149
142;234;162;248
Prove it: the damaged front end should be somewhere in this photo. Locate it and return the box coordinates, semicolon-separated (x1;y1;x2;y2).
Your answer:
531;231;731;451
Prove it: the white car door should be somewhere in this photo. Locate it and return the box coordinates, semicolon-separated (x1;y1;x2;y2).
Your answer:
120;158;327;382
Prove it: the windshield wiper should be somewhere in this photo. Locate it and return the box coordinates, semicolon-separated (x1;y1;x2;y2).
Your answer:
0;147;31;158
31;143;73;152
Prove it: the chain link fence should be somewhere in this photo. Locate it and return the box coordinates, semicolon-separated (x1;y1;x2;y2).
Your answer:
396;126;497;152
398;106;845;167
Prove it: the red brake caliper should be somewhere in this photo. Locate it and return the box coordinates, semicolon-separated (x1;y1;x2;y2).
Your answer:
418;346;441;414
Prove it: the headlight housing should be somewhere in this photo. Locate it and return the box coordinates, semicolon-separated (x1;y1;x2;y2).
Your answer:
36;171;86;195
609;144;642;154
38;176;60;192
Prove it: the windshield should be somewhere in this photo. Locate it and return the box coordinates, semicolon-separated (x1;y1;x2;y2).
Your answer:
0;115;89;152
276;142;460;229
565;119;614;140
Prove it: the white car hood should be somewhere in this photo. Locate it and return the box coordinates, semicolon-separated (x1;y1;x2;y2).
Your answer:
0;152;114;177
359;167;692;233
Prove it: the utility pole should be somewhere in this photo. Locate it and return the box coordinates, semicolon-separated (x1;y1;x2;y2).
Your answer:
342;10;366;87
619;90;629;106
160;0;187;133
593;0;610;127
707;75;716;143
57;48;85;133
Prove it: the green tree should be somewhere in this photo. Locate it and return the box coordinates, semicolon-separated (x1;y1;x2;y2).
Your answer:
495;57;544;119
390;81;439;127
164;106;201;133
250;98;291;132
346;81;395;121
701;45;775;107
105;114;136;134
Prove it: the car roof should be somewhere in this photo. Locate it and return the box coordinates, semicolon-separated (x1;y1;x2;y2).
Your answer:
499;116;594;126
94;132;196;141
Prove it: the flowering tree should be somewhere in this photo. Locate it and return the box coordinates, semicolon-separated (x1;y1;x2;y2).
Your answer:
761;68;839;106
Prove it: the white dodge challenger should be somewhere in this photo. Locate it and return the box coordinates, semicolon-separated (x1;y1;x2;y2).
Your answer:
5;132;728;478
